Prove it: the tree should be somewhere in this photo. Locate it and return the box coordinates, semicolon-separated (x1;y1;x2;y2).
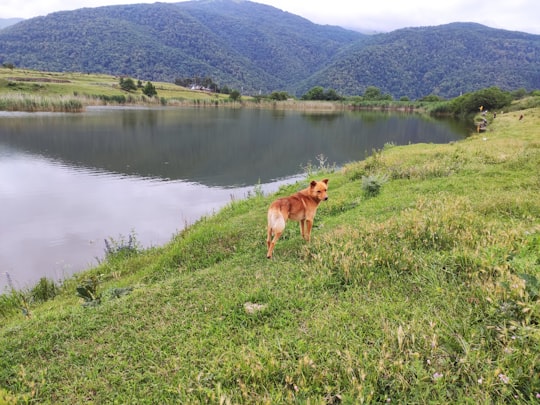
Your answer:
302;86;325;100
511;88;527;100
229;90;241;102
301;87;343;101
119;77;137;92
142;81;157;97
324;89;343;101
419;94;444;102
363;86;382;100
448;87;512;116
269;91;289;101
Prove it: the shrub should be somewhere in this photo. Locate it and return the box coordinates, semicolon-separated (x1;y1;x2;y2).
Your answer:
361;174;388;197
76;276;101;306
142;81;157;97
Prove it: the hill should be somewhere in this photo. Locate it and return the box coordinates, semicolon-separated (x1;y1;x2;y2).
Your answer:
0;1;361;95
301;22;540;99
0;1;538;98
1;101;539;402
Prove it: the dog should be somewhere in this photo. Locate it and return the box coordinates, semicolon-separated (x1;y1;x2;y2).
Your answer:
266;179;329;258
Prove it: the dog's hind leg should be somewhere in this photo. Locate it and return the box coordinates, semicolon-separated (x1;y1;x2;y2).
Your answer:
267;210;286;259
266;229;283;259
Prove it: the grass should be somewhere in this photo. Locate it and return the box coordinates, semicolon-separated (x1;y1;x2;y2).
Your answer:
0;101;539;403
0;93;84;112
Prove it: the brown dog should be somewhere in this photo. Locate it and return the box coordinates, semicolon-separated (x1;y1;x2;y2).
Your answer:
266;179;329;258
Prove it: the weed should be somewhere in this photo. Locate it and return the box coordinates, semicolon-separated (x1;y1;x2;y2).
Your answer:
103;286;134;300
30;277;59;303
361;173;388;197
0;275;59;319
76;276;101;306
103;232;141;261
302;153;336;176
0;272;32;318
246;179;264;199
0;387;21;404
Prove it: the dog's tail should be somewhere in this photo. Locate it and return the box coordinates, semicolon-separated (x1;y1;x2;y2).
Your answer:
267;209;286;235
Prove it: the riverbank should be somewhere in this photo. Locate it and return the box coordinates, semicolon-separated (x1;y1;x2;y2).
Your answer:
0;68;230;111
0;67;433;113
1;99;538;402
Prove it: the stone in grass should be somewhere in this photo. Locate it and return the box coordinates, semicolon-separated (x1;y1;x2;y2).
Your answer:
244;302;267;314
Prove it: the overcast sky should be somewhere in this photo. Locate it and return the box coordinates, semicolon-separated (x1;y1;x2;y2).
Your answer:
1;0;539;35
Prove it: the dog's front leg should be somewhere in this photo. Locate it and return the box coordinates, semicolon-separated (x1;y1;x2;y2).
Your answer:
304;219;313;242
299;219;305;240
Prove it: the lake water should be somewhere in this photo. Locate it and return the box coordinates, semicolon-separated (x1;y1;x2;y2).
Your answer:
0;107;468;291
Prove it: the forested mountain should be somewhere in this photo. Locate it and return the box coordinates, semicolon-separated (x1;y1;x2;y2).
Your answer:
300;23;540;99
0;1;361;94
0;0;538;99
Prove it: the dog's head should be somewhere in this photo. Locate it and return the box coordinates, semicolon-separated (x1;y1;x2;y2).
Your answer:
310;178;329;202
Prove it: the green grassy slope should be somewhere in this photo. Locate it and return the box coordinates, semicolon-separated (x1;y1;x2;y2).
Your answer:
0;68;230;105
1;105;539;403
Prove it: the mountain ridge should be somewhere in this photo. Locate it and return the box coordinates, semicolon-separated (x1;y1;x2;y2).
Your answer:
301;22;540;98
0;1;538;98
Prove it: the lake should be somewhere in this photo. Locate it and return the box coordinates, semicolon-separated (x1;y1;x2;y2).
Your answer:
0;107;469;291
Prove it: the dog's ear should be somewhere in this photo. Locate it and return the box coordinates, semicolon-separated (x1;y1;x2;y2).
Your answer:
322;179;329;184
310;180;317;188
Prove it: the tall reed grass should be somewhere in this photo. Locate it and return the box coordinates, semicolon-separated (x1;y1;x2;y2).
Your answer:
0;93;83;112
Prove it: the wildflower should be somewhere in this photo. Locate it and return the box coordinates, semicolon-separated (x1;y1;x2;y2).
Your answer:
477;378;483;384
432;372;443;380
535;393;540;399
498;373;510;384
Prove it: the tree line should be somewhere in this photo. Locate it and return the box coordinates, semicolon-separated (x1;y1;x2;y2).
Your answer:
118;70;536;116
119;77;157;97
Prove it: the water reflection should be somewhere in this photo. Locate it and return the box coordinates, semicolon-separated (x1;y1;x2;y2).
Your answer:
0;149;290;291
0;108;467;187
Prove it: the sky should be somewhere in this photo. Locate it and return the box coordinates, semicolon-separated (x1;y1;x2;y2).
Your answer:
1;0;539;35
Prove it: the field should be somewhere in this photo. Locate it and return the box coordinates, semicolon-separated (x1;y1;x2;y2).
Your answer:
0;67;230;110
0;93;539;402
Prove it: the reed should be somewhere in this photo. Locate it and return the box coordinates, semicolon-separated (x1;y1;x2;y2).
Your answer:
0;93;83;112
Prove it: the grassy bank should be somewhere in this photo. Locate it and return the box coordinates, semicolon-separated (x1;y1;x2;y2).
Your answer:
0;68;231;111
1;103;539;403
